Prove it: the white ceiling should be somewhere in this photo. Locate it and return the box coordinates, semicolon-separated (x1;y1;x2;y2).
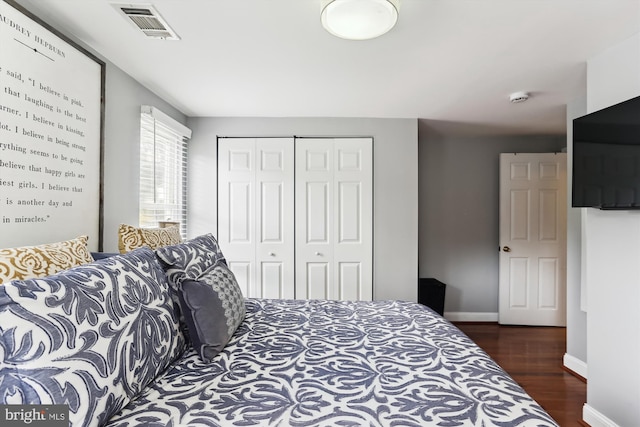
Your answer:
15;0;640;135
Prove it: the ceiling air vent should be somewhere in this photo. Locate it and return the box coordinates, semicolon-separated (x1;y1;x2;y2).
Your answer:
113;4;180;40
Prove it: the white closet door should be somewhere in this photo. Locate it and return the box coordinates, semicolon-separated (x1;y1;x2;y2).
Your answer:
218;138;294;299
255;139;295;298
295;138;373;301
334;138;373;300
295;139;334;300
218;138;255;297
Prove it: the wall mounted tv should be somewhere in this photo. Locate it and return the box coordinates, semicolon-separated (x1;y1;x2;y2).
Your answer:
572;95;640;209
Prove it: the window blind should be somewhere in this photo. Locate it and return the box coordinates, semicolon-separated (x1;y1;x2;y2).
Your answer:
139;106;190;237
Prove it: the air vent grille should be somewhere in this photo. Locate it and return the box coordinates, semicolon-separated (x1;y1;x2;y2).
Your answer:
113;4;180;40
129;15;166;31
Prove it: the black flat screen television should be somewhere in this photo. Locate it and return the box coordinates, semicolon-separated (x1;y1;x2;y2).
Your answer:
572;95;640;209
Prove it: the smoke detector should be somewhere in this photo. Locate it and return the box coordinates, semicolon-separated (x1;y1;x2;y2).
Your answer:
113;4;180;40
509;91;530;104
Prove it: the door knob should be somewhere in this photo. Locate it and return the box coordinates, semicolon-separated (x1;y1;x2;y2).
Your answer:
315;251;322;256
502;246;511;252
268;252;275;257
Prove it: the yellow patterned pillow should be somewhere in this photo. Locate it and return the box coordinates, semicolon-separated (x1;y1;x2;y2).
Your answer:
0;235;94;284
118;224;182;253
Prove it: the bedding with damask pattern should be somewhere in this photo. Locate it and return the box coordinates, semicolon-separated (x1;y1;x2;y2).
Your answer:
105;298;559;427
0;234;558;427
0;247;186;426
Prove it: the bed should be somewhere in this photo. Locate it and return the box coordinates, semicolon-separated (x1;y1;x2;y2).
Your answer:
1;234;559;426
106;298;559;427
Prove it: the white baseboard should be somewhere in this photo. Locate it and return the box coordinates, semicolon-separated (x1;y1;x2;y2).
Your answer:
563;353;588;379
444;312;499;322
583;404;620;427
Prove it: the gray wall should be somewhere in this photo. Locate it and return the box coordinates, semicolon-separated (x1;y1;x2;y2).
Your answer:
565;95;588;369
186;117;419;303
418;121;565;315
101;65;187;252
583;32;640;426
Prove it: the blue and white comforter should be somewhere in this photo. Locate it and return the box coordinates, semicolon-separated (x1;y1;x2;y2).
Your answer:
107;299;558;427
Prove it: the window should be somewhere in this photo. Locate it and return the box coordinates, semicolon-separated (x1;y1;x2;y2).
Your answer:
139;106;191;237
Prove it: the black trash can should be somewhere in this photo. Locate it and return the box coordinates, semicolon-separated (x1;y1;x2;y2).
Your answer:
418;278;446;316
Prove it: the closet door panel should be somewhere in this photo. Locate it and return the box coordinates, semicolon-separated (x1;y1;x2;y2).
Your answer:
338;182;361;243
256;138;295;299
218;139;256;295
305;182;330;243
228;261;251;297
338;262;361;300
306;262;330;300
296;138;372;301
260;182;283;242
229;182;252;242
219;138;294;299
260;261;284;299
333;138;373;301
295;139;334;299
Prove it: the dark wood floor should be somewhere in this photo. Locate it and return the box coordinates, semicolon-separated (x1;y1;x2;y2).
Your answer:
455;323;586;427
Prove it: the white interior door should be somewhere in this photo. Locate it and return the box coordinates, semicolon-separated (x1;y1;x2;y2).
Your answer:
499;153;567;326
218;138;294;299
295;138;373;301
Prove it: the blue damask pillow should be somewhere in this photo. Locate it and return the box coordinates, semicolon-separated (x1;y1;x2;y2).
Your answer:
179;262;245;362
0;247;185;427
155;233;226;290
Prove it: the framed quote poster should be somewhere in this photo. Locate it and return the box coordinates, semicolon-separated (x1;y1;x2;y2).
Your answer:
0;0;105;250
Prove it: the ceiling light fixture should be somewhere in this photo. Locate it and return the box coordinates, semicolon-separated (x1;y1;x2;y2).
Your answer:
321;0;400;41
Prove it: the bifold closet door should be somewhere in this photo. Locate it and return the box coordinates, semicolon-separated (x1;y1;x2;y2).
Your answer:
295;138;373;301
218;138;295;299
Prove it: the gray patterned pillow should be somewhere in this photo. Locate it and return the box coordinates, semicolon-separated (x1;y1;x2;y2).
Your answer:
0;247;185;426
179;262;245;362
155;233;226;290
